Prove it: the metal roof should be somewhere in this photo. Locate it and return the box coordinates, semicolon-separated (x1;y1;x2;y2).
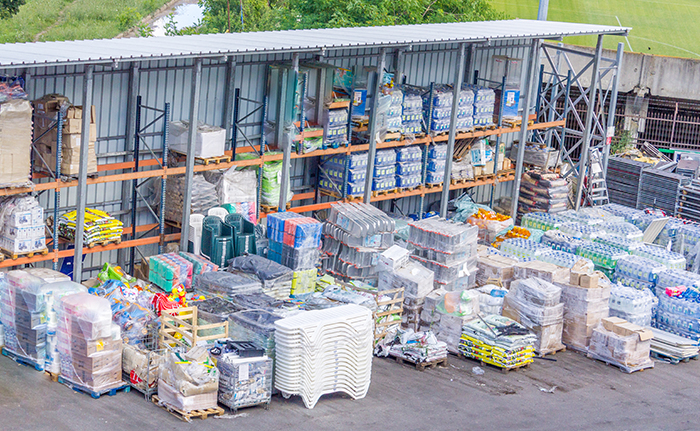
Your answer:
0;19;629;69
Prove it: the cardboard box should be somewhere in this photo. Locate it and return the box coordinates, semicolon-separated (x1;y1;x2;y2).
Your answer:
378;245;411;273
514;260;570;284
71;334;122;357
501;157;512;171
601;316;626;332
71;350;122;374
580;273;600;289
0;99;33;186
570;271;582;286
169;121;225;158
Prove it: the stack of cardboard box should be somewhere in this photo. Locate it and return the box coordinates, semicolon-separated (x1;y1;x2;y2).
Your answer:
57;293;122;392
502;277;566;355
33;94;97;175
558;267;611;352
0;98;33;187
476;250;518;288
378;246;434;332
588;316;654;371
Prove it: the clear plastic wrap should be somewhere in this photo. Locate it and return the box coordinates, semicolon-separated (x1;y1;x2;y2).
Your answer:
157;351;218;412
520;212;565;232
608;283;654;327
194;271;263;299
57;292;122;392
631;244;686;270
576;242;628;270
217;354;272;410
588;324;652;369
378;261;434;299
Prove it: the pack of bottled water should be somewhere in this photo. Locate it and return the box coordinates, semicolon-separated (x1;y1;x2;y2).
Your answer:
576;242;628;270
537;249;593;269
600;203;644;223
631;244;686;270
594;232;643;252
613;274;655;291
500;238;550;260
557;209;604;226
520;212;564;232
558;222;604;241
655;290;700;340
655;269;700;297
608;283;655;327
578;207;624;223
598;221;643;241
615;255;667;284
541;230;584;254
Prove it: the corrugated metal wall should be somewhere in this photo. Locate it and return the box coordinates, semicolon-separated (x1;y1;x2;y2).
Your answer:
1;39;537;276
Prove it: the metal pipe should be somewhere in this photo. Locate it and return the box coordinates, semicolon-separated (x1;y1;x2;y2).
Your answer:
574;35;604;210
279;53;299;210
223;56;237;152
510;39;541;218
363;48;387;204
440;42;467;217
73;64;94;282
490;74;507;208
537;0;550;20
232;88;240;160
602;42;624;172
179;58;203;250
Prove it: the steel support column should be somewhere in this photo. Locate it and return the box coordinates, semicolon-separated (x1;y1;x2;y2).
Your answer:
222;56;237;151
118;62;139;268
440;43;467;216
364;48;387;203
73;64;94;282
574;35;604;210
602;42;624;172
179;58;203;250
278;53;299;210
511;39;541;218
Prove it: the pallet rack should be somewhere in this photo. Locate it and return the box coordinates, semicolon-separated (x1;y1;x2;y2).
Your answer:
0;20;627;280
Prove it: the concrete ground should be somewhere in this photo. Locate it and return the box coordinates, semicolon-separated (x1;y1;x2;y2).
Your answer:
0;350;697;431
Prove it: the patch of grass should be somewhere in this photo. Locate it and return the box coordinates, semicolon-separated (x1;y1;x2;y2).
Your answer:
0;0;170;43
490;0;700;59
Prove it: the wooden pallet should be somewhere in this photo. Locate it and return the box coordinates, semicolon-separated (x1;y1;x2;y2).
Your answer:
260;202;292;213
587;352;654;374
384;132;402;142
58;376;130;398
455;352;531;374
496;169;515;180
501;119;534;128
390;354;448;371
45;371;59;382
474;173;496;182
165;219;182;229
1;247;49;261
474;124;497;131
424;182;443;189
429;131;450;137
537;345;566;358
171;150;231;165
2;348;44;371
372;188;397;197
87;238;122;248
319;189;363;202
397;185;423;193
650;351;699;365
451;178;475;185
152;395;225;422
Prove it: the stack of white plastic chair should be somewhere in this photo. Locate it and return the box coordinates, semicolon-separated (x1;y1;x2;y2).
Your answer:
274;304;373;409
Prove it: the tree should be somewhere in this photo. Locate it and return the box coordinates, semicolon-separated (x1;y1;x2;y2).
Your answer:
191;0;505;34
0;0;26;19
